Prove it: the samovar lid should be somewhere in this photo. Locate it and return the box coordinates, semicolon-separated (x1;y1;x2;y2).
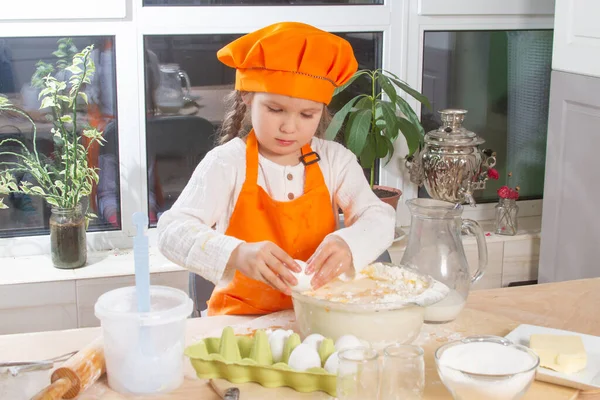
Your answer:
424;109;485;146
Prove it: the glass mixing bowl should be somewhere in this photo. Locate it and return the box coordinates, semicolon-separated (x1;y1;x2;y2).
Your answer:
435;335;540;400
291;263;447;347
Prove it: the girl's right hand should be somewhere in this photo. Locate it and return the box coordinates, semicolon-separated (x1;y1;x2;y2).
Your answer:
227;241;302;295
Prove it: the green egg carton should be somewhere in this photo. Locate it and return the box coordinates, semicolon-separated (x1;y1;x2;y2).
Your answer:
185;326;337;396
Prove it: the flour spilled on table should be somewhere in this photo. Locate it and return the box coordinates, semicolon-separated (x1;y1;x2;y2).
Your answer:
413;323;465;347
198;310;297;340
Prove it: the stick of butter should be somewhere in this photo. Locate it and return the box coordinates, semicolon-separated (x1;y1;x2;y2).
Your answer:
530;334;587;374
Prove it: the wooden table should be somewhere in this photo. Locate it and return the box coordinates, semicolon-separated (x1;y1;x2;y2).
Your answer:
1;278;598;399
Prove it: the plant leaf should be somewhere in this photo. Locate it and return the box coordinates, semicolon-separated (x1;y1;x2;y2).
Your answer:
388;77;432;109
333;70;370;96
325;95;361;140
375;132;388;158
78;92;88;104
40;97;55;110
46;197;60;207
396;117;421;157
379;101;399;141
0;198;7;209
378;74;397;104
29;186;45;196
381;135;396;165
346;109;372;156
396;97;425;137
359;134;377;169
353;96;373;111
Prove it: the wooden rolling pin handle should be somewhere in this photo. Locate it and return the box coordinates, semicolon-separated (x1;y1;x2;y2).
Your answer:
50;336;106;399
31;336;105;400
31;377;71;400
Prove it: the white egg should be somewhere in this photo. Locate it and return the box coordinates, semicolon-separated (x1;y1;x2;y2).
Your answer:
302;333;325;352
290;260;314;292
287;344;321;371
269;329;293;363
335;335;363;352
324;351;340;374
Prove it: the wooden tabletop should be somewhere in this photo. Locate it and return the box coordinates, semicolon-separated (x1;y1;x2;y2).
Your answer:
1;278;598;399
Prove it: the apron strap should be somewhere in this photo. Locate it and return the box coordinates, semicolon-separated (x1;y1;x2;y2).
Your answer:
245;129;325;193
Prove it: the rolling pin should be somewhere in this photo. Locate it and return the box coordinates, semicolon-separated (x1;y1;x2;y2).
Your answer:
31;336;105;400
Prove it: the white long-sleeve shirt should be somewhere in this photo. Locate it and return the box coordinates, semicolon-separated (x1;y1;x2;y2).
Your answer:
157;136;396;287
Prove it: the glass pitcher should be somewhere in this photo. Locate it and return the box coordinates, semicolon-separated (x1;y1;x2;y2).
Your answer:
400;199;487;323
154;63;192;114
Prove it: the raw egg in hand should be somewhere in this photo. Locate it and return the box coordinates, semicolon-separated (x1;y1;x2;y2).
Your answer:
290;260;314;292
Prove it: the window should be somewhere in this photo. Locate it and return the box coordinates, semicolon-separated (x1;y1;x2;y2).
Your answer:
420;30;553;203
144;32;382;225
144;0;382;6
0;36;120;238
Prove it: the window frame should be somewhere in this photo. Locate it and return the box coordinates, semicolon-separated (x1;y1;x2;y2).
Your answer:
0;0;556;257
0;2;396;256
398;0;554;226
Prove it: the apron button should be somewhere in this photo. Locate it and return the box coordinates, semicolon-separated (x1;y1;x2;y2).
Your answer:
287;173;293;181
287;193;295;200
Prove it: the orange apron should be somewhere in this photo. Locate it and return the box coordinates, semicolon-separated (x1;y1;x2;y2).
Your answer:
207;130;337;316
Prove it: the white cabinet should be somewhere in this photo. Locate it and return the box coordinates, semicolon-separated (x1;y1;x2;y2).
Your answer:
552;0;600;78
539;0;600;282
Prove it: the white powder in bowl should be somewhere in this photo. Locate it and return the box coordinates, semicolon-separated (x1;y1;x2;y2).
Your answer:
303;262;449;307
438;342;538;400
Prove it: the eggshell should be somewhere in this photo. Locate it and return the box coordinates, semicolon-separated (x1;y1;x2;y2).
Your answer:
287;343;321;371
334;335;363;352
324;351;340;374
269;329;293;363
290;260;314;292
302;333;325;353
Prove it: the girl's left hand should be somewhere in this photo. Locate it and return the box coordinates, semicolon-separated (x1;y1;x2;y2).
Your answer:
306;235;353;289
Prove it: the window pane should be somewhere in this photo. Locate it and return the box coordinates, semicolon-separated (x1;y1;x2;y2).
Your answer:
145;32;381;225
420;30;553;203
0;36;120;238
144;0;382;6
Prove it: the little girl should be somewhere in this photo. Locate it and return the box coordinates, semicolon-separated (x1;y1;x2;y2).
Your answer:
158;22;395;316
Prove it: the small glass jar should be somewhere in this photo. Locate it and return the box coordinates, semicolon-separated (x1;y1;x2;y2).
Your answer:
337;346;380;400
380;344;425;400
50;204;87;269
495;198;519;236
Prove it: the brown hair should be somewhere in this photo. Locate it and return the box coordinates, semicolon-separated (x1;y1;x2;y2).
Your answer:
218;90;332;144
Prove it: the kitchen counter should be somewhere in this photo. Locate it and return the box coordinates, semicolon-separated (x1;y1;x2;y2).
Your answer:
1;278;598;399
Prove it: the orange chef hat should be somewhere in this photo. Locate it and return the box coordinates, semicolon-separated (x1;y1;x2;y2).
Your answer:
217;22;358;105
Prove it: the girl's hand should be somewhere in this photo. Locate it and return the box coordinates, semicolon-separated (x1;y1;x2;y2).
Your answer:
306;235;353;289
227;241;302;295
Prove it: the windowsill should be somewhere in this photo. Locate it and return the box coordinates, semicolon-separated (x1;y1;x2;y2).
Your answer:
0;216;541;287
0;246;185;286
395;215;541;247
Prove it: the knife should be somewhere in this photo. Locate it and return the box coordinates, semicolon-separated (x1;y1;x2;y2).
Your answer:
223;387;240;400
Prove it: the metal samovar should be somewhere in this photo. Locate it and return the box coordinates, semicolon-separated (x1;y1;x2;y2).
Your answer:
407;109;496;206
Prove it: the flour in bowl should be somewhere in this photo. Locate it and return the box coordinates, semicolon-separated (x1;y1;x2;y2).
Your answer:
303;262;449;307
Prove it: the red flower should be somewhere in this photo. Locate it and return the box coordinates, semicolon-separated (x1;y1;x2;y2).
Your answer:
487;168;499;180
498;186;512;199
498;185;520;200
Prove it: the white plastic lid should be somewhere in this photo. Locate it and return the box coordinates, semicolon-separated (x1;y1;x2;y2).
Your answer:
94;285;193;326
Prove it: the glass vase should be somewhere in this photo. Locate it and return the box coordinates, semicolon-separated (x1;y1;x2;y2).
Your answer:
495;198;519;236
50;204;87;269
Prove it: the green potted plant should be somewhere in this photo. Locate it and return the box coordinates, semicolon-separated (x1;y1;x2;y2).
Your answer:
325;69;431;210
0;44;104;269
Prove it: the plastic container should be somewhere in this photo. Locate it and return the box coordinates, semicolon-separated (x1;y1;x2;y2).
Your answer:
435;336;539;400
94;285;193;395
